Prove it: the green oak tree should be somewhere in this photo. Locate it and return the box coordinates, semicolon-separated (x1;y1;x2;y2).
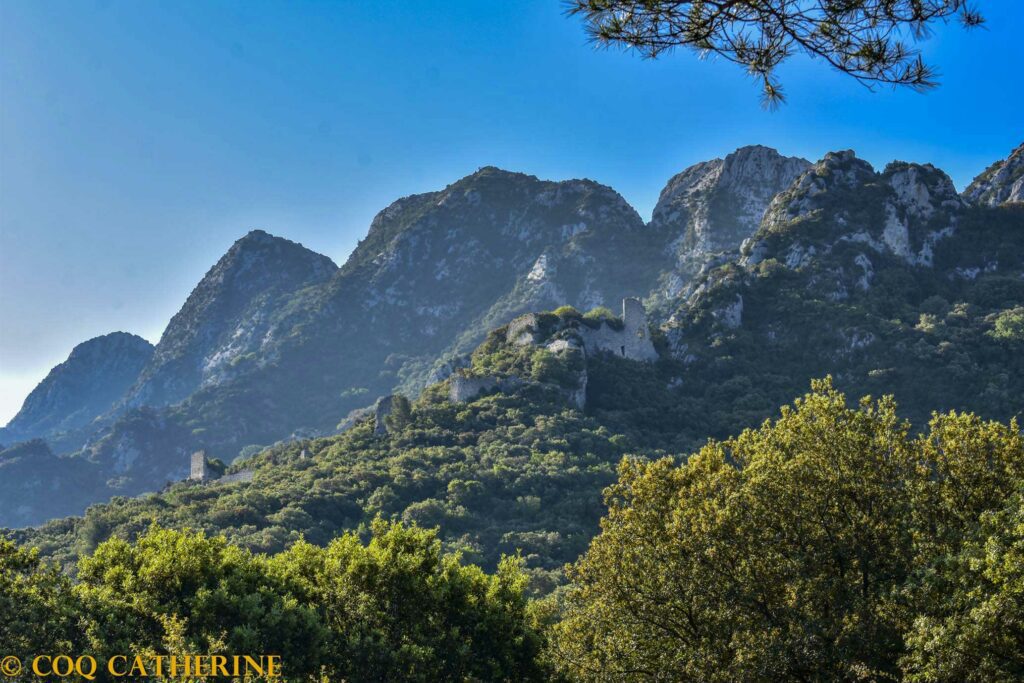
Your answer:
553;379;1023;680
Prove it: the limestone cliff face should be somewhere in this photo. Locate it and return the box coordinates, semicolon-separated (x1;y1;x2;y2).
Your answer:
648;145;810;305
121;230;337;410
666;147;1016;383
963;142;1024;207
0;332;153;445
744;151;965;282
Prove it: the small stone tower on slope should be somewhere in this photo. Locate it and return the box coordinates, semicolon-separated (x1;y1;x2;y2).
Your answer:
620;297;658;361
189;450;209;482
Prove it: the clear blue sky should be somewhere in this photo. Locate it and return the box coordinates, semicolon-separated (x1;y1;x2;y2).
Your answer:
1;0;1021;424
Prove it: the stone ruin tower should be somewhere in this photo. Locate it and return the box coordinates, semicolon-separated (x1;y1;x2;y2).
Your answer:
189;450;209;482
618;297;658;361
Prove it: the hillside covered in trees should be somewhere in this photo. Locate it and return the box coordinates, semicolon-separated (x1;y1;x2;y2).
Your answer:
6;380;1022;681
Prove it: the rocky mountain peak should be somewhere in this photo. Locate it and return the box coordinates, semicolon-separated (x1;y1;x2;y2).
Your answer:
761;151;884;231
120;230;338;409
750;153;965;278
651;146;810;247
68;331;153;364
883;162;963;215
803;149;875;190
1;332;155;444
647;145;810;304
219;229;337;289
719;145;812;190
963;142;1024;207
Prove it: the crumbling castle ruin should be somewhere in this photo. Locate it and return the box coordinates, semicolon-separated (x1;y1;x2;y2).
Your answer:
187;449;254;485
505;297;658;361
448;375;524;404
374;395;394;436
449;298;657;408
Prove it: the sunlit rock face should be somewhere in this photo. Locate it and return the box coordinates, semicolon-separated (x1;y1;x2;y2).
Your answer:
963;142;1024;207
647;145;810;306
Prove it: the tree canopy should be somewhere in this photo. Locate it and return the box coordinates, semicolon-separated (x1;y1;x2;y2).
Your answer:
2;522;551;682
553;379;1024;681
568;0;984;104
5;380;1024;680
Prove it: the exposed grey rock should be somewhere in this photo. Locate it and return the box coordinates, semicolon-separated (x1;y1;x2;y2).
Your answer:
752;152;963;271
650;145;810;301
425;354;471;384
963;143;1024;206
121;230;337;410
713;295;744;329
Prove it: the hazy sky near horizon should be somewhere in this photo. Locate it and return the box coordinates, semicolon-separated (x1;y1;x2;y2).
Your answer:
1;1;1021;424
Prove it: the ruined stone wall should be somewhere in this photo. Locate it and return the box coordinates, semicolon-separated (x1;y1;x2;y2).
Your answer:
506;299;656;362
506;314;539;346
218;469;255;485
449;375;500;403
575;298;658;361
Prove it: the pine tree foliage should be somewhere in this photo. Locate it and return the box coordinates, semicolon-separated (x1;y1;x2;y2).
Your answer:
568;0;984;103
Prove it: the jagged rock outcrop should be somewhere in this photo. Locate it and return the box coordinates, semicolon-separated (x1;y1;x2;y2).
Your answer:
963;143;1024;207
663;146;1024;434
120;230;337;410
743;151;964;276
648;145;810;304
1;332;154;445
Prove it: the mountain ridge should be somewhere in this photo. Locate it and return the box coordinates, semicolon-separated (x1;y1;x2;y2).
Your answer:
118;229;338;412
3;142;1022;529
0;332;154;447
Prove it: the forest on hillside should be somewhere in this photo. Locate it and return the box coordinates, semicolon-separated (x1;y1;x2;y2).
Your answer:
5;379;1022;682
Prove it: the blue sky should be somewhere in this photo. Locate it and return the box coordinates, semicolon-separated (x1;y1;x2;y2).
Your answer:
1;0;1021;424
